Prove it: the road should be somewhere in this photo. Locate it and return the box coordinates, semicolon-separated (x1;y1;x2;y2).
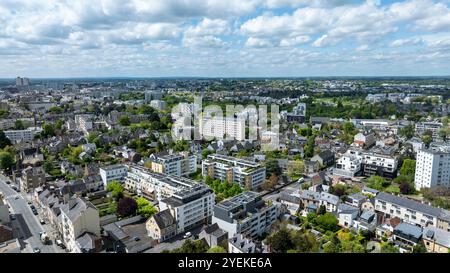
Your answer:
0;174;63;253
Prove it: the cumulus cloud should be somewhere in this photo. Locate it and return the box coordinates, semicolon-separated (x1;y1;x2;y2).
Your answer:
0;0;449;77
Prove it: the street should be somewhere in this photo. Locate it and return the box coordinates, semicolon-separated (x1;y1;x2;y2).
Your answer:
0;174;64;253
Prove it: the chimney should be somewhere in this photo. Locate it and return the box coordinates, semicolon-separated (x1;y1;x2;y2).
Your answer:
68;198;78;210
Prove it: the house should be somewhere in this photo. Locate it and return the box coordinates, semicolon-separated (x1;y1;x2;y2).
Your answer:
337;204;360;228
304;160;320;174
20;166;46;193
60;197;101;252
422;227;450;253
362;187;379;197
146;209;177;243
376;217;401;239
199;223;229;250
354;210;377;232
311;150;335;168
346;193;368;208
354;132;376;148
228;234;266;253
319;192;340;213
74;232;102;253
392;222;423;252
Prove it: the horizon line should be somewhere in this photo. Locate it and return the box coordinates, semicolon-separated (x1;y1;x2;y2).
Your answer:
2;75;450;80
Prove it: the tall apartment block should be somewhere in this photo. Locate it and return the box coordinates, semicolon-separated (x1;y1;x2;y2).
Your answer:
415;145;450;190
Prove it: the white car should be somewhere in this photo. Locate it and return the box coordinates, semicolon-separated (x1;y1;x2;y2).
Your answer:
297;177;305;183
183;232;192;239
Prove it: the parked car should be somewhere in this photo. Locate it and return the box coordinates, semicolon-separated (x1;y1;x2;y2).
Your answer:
183;232;192;239
6;181;10;184
32;209;38;215
9;215;16;220
40;219;45;225
33;247;41;253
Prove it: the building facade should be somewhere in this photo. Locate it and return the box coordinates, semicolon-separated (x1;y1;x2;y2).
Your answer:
202;154;266;190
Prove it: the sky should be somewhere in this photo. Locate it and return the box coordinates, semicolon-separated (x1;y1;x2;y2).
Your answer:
1;0;450;78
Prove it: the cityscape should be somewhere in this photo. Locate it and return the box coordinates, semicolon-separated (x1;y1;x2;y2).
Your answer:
0;0;450;259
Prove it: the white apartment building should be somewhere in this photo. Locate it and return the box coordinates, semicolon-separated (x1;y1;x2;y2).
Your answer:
375;192;449;229
415;121;443;139
99;164;128;187
333;148;398;178
415;145;450;190
148;152;197;177
150;100;167;111
334;150;363;178
125;165;214;233
202;154;266;190
60;198;101;252
75;114;93;135
351;119;390;129
4;128;41;143
212;192;280;239
200;116;246;141
144;90;163;102
159;184;214;233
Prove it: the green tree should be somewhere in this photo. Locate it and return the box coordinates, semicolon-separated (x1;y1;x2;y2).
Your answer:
42;123;56;137
171;239;209;253
136;197;158;218
0;152;15;172
119;115;131;126
14;120;25;130
366;175;390;191
265;160;282;177
400;159;416;176
399;125;414;139
0;131;12;149
106;181;124;200
422;135;432;149
265;228;293;253
318;205;327;215
207;246;227;253
314;213;338;232
380;242;400;253
117;197;138;217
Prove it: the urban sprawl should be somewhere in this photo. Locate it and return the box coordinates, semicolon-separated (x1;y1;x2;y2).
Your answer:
0;77;449;254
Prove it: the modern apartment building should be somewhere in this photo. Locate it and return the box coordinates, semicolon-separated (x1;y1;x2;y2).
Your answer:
415;145;450;190
202;154;266;190
212;191;279;239
415;121;443;139
199;116;246;141
333;148;398;178
99;164;128;187
148;152;197;177
159;183;214;234
4;129;35;143
75;114;93;135
375;192;450;230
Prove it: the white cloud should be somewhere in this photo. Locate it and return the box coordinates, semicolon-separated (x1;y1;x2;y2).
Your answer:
245;37;273;48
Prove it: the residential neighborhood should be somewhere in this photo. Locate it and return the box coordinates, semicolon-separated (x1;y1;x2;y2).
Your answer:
0;77;449;254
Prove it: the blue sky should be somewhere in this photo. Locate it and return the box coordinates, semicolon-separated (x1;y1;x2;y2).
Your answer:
0;0;450;78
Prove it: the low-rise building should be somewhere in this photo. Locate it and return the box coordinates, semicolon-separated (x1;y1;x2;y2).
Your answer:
146;209;177;243
20;166;46;193
99;164;128;187
422;227;450;253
